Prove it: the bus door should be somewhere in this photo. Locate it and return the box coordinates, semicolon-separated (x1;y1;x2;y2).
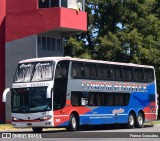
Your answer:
53;61;69;126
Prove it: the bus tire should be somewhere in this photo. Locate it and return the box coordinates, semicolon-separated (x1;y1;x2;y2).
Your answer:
32;127;43;133
136;112;144;128
67;114;78;131
128;112;135;128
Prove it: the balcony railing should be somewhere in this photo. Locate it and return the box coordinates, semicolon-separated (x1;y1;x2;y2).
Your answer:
39;0;85;11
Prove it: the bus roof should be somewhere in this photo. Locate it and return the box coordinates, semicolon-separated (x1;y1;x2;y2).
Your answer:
19;56;154;69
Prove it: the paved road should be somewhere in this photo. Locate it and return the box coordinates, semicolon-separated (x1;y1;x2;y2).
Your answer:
1;125;160;141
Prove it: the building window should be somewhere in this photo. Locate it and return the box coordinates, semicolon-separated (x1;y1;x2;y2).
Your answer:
52;38;56;51
57;39;62;52
39;0;85;11
37;36;63;52
42;37;47;50
39;0;50;8
38;36;42;50
61;0;67;7
47;37;52;51
51;0;59;7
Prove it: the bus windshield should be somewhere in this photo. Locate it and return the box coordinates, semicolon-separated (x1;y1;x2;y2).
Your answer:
11;87;52;113
14;62;54;82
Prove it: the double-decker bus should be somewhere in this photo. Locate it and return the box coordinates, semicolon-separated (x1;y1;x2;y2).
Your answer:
3;57;158;132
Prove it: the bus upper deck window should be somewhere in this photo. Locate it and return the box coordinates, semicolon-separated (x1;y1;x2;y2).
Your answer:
55;61;69;79
97;64;109;80
84;63;97;79
71;61;84;79
144;68;154;82
122;67;133;81
110;66;121;80
134;68;143;81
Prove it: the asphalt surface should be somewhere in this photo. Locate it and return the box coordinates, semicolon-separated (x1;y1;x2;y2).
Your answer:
1;124;160;141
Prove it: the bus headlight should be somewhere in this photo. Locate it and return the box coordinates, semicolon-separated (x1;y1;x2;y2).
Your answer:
12;117;20;121
40;115;52;121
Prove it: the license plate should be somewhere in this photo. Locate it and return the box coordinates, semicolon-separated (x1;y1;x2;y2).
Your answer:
27;123;32;126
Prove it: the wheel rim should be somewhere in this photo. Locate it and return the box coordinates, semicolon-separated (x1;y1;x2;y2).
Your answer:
129;115;134;126
138;115;143;125
72;116;76;129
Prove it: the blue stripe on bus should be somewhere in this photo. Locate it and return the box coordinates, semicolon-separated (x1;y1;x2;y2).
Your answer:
58;83;156;127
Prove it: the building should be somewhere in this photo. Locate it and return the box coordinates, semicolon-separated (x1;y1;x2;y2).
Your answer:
0;0;87;123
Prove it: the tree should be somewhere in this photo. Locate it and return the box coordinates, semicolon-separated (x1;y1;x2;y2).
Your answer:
64;0;160;92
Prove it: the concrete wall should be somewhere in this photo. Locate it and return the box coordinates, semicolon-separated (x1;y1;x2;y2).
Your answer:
0;0;6;123
5;35;37;123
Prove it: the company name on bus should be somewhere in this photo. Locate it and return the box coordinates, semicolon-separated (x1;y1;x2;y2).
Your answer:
82;81;147;92
12;82;49;88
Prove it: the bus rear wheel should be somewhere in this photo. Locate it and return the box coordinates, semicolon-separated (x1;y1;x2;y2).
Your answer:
32;127;43;133
127;112;135;128
136;113;144;128
67;114;78;131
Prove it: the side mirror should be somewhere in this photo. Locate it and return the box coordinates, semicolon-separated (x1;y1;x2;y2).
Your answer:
2;88;11;102
46;86;53;99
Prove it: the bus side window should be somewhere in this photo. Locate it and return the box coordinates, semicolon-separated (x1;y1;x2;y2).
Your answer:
71;61;84;79
133;68;143;82
84;63;97;79
71;91;89;106
122;67;133;81
95;94;102;106
106;93;115;106
71;92;80;106
97;64;109;80
89;93;95;106
110;66;121;80
55;61;69;78
84;64;90;79
144;68;154;82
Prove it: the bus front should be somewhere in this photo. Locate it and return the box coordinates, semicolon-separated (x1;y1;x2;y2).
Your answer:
11;61;55;132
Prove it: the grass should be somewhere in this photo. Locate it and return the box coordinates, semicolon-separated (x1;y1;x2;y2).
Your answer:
0;124;16;130
0;124;32;131
0;124;65;131
144;120;160;125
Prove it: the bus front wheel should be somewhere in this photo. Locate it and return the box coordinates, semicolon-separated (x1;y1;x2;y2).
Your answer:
67;114;78;131
32;127;43;133
136;113;144;128
128;112;135;128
